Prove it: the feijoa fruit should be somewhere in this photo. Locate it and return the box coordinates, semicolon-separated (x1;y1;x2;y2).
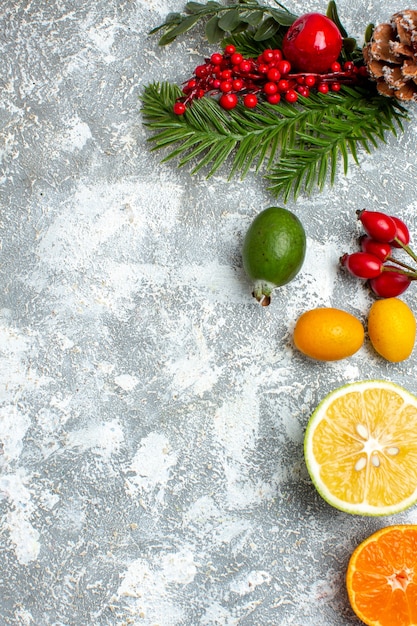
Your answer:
242;207;306;305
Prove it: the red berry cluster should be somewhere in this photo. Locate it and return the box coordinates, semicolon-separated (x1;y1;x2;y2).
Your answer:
340;210;417;298
173;44;366;114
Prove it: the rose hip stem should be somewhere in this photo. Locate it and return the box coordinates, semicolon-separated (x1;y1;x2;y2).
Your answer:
394;238;417;266
386;255;417;273
383;266;417;279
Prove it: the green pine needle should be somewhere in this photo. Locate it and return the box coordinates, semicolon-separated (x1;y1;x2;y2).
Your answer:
141;82;408;201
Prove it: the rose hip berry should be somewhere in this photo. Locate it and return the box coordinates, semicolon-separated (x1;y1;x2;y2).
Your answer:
390;215;410;247
357;210;398;243
341;208;417;299
360;236;392;261
340;252;383;279
369;269;412;298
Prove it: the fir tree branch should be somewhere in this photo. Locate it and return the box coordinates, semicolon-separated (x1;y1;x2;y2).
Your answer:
141;83;408;201
266;87;408;200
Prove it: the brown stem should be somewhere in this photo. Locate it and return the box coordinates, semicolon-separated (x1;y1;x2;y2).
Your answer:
386;255;417;273
383;265;417;279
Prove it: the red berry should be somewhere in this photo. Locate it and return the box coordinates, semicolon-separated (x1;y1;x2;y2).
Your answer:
210;53;223;66
273;49;283;61
330;61;341;72
357;210;398;243
220;80;233;93
212;79;221;89
224;44;236;55
263;81;279;95
330;82;341;91
390;215;410;248
267;93;281;104
277;79;290;92
262;49;275;63
258;63;269;74
282;13;343;73
243;93;258;108
369;269;411;298
344;61;354;72
284;89;298;103
317;83;329;93
185;79;197;90
220;69;232;80
232;78;244;91
239;60;252;73
297;86;310;97
360;236;392;262
277;60;291;75
219;93;238;110
267;67;281;82
173;101;186;115
340;252;383;279
231;52;243;66
304;75;316;87
195;64;209;78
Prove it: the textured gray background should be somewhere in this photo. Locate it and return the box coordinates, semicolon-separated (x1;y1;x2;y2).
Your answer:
1;0;417;624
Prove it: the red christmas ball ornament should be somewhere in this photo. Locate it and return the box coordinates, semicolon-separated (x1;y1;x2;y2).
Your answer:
282;13;343;73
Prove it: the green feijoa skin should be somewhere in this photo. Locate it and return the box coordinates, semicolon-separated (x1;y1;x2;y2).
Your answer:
242;207;306;306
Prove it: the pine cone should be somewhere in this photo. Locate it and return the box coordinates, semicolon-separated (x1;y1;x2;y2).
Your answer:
363;9;417;101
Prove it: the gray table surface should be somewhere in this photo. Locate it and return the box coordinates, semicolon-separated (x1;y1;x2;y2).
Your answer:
1;0;417;624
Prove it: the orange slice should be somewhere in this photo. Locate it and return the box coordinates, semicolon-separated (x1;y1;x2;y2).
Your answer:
304;380;417;515
346;525;417;626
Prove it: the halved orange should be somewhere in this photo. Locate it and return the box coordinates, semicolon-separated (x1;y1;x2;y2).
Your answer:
346;525;417;626
304;380;417;515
